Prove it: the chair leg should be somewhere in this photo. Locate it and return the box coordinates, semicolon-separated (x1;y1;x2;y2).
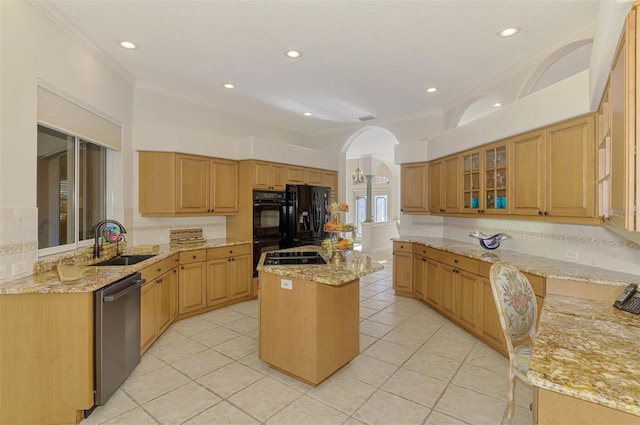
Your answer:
503;367;516;425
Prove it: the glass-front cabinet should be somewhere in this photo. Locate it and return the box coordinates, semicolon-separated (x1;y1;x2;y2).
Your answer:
484;142;509;214
462;151;481;212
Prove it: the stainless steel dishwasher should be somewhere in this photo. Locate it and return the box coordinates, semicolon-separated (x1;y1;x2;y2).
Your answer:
94;272;144;406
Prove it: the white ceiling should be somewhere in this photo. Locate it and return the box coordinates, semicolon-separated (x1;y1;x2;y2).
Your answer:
44;0;601;137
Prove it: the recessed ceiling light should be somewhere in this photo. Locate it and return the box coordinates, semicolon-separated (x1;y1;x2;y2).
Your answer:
303;112;312;117
498;27;520;37
285;50;302;59
222;83;235;89
425;87;437;93
494;102;502;107
119;41;137;49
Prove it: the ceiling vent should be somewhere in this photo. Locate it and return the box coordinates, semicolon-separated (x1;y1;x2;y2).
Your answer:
358;115;376;122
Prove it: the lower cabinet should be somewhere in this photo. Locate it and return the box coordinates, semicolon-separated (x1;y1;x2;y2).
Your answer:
207;244;252;306
392;242;413;294
178;252;208;315
481;276;507;352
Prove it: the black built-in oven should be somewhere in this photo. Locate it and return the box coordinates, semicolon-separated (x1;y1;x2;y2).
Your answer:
253;190;286;276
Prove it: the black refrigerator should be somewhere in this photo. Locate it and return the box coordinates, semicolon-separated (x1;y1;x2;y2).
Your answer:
284;184;331;247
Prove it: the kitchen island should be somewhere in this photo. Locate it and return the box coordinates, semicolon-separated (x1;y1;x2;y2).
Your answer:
257;247;383;385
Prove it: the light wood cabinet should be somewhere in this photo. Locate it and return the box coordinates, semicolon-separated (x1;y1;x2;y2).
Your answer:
392;241;413;295
461;149;482;213
510;129;546;216
305;168;323;185
425;258;441;308
253;160;286;190
429;155;460;213
207;243;252;306
178;250;207;315
598;7;639;232
461;142;509;215
458;270;482;333
412;253;427;300
286;165;306;184
480;276;507;352
401;162;429;213
439;263;457;319
322;170;339;202
139;151;238;216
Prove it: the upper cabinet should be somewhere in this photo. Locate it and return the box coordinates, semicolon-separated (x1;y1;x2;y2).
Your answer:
429;155;460;213
598;6;639;232
139;151;238;216
253;160;286;191
401;162;428;214
322;170;339;202
510;129;546;216
461;141;509;215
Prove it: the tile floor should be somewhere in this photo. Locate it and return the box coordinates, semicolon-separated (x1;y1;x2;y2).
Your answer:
82;249;533;425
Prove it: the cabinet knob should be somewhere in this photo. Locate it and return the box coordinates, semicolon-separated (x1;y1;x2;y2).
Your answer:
156;278;162;283
157;267;162;272
173;269;177;273
538;210;543;215
193;255;197;259
181;266;184;270
175;258;179;262
544;211;549;216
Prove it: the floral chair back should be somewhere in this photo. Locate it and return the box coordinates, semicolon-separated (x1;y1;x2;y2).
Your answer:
489;263;537;349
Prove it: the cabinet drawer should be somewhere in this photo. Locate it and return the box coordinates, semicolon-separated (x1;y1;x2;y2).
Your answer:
412;243;429;257
140;256;175;283
179;249;207;264
393;241;413;253
425;247;442;262
440;252;479;274
208;243;251;259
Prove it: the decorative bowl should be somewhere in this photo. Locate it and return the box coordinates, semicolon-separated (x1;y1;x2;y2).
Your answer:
468;231;511;250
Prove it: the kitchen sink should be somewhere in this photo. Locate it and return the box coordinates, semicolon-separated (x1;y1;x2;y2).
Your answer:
91;254;157;266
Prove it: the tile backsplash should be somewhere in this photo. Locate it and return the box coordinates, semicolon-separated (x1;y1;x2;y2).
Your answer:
407;215;640;276
0;208;38;282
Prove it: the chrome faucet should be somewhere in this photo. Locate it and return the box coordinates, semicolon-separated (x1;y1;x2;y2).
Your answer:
93;219;127;258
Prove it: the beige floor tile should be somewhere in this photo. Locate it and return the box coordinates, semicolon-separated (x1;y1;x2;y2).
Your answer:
354;389;430;425
404;350;461;382
514;379;534;408
425;410;468;425
465;340;509;375
434;384;506;424
121;365;191;404
452;363;508;401
512;400;534;425
213;335;257;359
368;311;409;327
189;326;241;348
170;316;218;337
359;319;394;338
420;339;474;362
246;328;259;339
269;368;316;393
102;407;157;425
382;367;448;408
360;298;392;310
359;333;377;351
142;381;220;424
362;339;416;366
227;299;259;317
382;327;430;349
128;353;166;379
198;308;246;324
183;400;260;425
81;389;137;425
149;329;191;349
224;316;258;334
431;323;476;345
359;306;378;320
266;394;348;425
367;283;392;292
339;354;398;387
370;293;397;303
197;362;264;398
229;376;302;421
360;288;380;299
147;338;208;364
307;373;376;415
343;418;367;425
170;349;233;379
238;351;274;375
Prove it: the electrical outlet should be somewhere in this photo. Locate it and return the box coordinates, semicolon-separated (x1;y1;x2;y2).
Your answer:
12;261;27;276
0;266;8;280
281;279;293;290
154;235;165;242
565;250;579;260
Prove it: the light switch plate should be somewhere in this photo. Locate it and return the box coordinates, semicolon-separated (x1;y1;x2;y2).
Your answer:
281;279;293;290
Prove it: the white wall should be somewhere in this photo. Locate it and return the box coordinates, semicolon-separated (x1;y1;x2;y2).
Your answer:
0;1;133;281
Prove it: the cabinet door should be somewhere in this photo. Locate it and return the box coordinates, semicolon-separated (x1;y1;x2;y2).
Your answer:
440;264;457;319
176;154;209;213
272;163;287;190
207;258;229;306
305;168;323;185
230;254;251;299
401;163;428;213
461;151;482;213
392;251;413;293
412;254;425;299
457;270;481;333
156;272;172;335
425;258;441;308
546;115;595;218
179;262;207;314
429;161;444;213
170;268;179;322
253;161;273;190
510;130;546;215
140;281;156;353
322;171;338;202
483;142;509;215
139;152;177;215
481;277;507;353
209;159;238;214
443;156;461;212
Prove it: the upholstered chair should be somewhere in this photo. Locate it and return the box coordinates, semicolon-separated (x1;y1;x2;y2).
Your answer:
489;262;538;425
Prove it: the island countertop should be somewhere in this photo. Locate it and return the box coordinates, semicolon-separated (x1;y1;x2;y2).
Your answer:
393;236;640;287
527;294;640;417
257;246;384;285
0;238;250;295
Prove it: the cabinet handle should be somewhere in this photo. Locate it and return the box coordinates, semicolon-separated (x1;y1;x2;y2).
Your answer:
454;259;458;263
230;250;233;254
544;211;549;216
157;267;162;272
156;278;163;283
232;258;235;262
175;258;179;262
439;209;445;212
181;266;184;270
538;210;543;215
173;269;177;273
192;255;197;259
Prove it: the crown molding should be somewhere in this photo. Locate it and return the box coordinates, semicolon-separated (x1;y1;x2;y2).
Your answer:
29;0;136;86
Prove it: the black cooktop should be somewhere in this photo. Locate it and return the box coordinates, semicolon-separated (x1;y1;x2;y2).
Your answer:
264;251;327;265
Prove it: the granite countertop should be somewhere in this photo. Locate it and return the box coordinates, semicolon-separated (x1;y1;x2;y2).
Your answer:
0;238;251;295
257;246;384;285
394;236;640;287
528;294;640;416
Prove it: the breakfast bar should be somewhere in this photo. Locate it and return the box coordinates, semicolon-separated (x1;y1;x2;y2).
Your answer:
257;246;383;385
